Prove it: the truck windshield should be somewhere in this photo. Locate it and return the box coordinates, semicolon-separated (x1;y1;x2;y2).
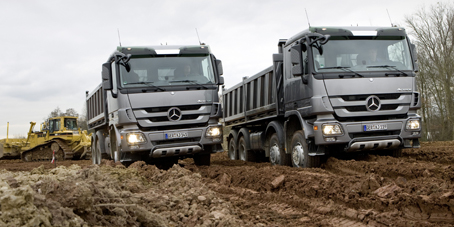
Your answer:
119;54;216;88
313;36;413;74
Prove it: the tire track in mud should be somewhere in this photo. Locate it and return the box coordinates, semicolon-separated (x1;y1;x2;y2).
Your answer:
185;141;454;226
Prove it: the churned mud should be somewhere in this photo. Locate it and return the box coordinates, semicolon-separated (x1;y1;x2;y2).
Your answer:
1;141;453;226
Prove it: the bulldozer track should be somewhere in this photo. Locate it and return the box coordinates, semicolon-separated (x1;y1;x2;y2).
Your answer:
21;138;75;162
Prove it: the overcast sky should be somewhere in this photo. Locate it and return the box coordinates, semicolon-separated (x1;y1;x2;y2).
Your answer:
0;0;432;138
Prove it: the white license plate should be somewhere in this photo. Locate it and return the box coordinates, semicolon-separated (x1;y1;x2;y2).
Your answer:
364;124;387;131
165;132;188;139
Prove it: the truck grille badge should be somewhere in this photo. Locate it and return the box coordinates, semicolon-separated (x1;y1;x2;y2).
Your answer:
168;107;182;121
366;96;381;111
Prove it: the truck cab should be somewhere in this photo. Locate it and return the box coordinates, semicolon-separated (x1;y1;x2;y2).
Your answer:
282;27;421;158
88;45;224;167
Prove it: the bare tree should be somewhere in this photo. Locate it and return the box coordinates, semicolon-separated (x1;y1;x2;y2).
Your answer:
48;106;63;118
405;2;454;141
65;108;79;117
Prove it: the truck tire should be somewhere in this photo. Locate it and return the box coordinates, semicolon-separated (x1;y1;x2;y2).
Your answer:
194;153;211;166
268;133;290;166
113;148;121;163
92;140;101;165
238;136;255;162
290;130;320;168
228;137;238;160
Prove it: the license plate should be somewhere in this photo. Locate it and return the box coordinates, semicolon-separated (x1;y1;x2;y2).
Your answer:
364;124;387;131
165;132;188;139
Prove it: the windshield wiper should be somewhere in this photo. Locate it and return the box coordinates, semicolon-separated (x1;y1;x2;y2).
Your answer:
127;82;166;91
367;65;408;76
169;80;208;89
319;66;364;78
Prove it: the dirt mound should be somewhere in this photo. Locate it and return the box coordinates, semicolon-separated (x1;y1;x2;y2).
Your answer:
0;162;244;227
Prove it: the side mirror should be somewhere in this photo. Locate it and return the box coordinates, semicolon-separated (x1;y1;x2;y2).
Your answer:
218;76;224;85
290;45;303;76
102;62;113;90
410;44;419;72
216;59;223;76
273;53;283;63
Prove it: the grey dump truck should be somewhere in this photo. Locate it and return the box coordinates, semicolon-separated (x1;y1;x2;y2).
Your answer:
223;26;421;168
86;45;224;167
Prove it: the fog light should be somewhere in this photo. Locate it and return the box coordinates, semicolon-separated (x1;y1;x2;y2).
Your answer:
206;126;222;137
322;124;343;135
406;119;421;130
126;133;146;144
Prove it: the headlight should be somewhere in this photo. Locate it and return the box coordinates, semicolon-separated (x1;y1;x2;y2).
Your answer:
322;124;343;135
126;133;146;144
406;119;421;130
206;126;222;137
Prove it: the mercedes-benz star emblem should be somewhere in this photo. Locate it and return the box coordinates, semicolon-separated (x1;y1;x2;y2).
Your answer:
366;95;381;111
168;107;182;121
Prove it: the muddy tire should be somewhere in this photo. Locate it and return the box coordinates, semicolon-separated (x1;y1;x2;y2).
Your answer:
113;149;121;163
228;137;237;160
268;133;290;166
238;136;255;162
290;130;320;168
92;140;101;165
194;153;211;166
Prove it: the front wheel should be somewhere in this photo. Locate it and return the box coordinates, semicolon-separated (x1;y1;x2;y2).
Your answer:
290;130;320;168
92;140;101;165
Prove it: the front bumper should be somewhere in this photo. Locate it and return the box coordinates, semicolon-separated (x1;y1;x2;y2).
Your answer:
118;124;223;159
313;116;421;152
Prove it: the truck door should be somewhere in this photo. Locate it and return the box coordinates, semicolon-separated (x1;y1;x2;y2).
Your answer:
284;46;310;111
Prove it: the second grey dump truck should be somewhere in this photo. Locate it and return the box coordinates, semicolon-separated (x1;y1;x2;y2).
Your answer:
223;26;421;168
87;45;224;167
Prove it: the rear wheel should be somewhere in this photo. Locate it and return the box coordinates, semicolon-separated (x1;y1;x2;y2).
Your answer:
290;130;320;168
238;136;255;162
268;133;290;166
228;137;237;160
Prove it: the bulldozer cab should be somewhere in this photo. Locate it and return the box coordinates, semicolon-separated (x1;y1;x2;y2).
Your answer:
64;118;78;130
48;118;61;134
47;116;78;134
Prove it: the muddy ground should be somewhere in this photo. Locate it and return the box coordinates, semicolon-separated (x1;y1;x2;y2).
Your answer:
0;141;453;226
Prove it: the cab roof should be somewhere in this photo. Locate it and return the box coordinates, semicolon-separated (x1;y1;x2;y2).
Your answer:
285;26;407;46
115;45;211;56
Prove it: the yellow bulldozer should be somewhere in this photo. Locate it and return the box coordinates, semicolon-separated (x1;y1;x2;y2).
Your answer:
0;116;91;161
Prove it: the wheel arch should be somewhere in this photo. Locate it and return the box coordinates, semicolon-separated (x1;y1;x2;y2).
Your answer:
284;111;314;154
